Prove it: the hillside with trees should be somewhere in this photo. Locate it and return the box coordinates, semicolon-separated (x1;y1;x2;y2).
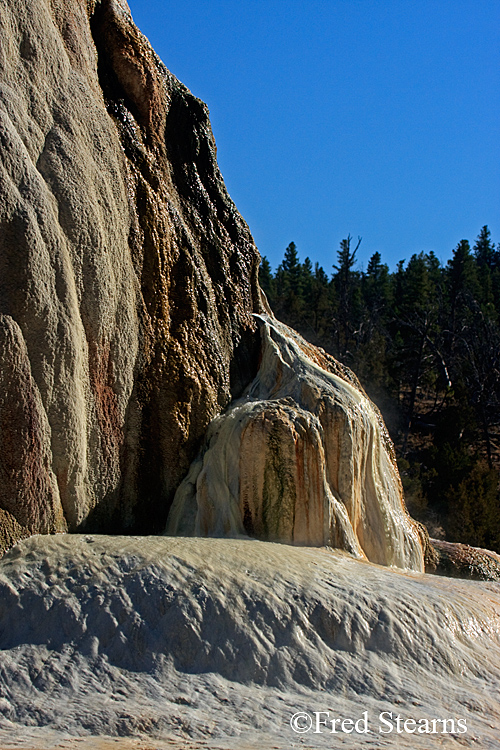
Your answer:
260;227;500;551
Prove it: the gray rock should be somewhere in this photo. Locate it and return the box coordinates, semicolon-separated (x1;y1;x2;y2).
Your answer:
1;534;499;747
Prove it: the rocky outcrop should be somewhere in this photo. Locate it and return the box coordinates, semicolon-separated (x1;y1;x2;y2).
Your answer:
0;0;260;551
167;315;425;572
427;538;500;581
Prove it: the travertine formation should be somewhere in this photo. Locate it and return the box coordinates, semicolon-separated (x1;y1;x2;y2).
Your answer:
0;0;260;550
1;535;500;747
1;0;426;570
2;5;499;748
168;315;425;571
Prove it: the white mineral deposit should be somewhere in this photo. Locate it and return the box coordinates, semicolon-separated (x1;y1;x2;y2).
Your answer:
0;535;499;749
167;315;424;571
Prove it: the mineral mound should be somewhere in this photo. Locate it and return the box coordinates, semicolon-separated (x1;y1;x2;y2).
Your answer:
2;4;500;749
1;0;423;571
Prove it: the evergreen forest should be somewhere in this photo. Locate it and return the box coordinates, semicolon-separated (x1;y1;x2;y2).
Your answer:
259;226;500;552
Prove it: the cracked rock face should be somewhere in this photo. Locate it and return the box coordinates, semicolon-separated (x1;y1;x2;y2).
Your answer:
0;0;260;550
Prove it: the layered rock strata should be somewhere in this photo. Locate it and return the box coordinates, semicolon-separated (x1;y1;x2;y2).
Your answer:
167;315;425;572
0;0;260;550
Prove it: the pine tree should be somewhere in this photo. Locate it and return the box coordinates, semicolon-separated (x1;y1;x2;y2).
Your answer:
390;253;444;453
282;242;302;297
474;225;496;270
259;256;275;304
332;235;361;357
364;251;390;318
447;240;479;325
274;242;305;327
353;252;392;396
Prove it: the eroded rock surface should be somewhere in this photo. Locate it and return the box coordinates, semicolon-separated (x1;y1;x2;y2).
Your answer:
167;316;425;572
0;316;66;536
428;538;500;581
0;0;260;550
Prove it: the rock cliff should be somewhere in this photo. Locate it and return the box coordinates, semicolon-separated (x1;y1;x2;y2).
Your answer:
0;0;260;549
0;0;425;570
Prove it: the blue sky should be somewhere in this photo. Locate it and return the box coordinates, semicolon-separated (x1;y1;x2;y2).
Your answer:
127;0;499;273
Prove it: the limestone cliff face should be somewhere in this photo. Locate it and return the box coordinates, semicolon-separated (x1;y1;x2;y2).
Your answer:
0;0;260;549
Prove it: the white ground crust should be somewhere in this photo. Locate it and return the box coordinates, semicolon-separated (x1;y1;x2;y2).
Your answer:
0;534;499;749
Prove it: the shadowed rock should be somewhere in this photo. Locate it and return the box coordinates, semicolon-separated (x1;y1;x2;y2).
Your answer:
427;539;500;581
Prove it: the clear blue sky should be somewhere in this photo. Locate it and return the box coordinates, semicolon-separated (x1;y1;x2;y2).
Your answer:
127;0;499;272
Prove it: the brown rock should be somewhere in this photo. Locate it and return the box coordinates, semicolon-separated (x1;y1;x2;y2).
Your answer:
0;0;260;547
0;315;66;541
428;538;500;581
0;508;30;554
